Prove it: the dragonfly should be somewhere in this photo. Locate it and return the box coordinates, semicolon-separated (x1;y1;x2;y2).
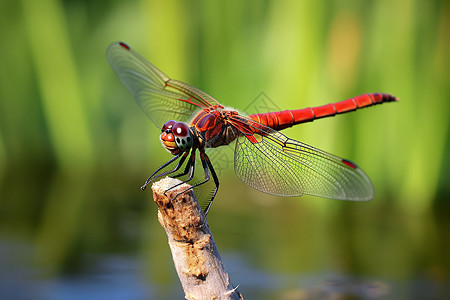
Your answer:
106;41;398;214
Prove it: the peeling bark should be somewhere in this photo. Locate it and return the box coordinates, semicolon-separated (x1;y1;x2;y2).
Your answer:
152;177;243;300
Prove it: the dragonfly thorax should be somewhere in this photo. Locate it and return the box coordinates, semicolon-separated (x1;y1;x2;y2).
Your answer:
189;106;240;149
160;120;194;155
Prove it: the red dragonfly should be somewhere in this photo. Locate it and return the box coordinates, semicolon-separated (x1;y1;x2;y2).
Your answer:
107;41;398;214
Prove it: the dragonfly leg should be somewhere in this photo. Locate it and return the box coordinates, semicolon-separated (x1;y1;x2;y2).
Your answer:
172;151;195;179
164;150;197;195
170;150;220;215
140;153;185;190
202;152;219;215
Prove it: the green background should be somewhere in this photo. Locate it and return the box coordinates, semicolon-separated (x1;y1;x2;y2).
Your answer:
1;0;449;299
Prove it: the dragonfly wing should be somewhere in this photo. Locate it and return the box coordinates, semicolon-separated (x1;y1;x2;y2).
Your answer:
231;116;374;201
106;42;219;127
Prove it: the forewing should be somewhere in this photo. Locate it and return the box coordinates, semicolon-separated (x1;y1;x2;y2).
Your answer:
231;116;374;201
106;42;219;127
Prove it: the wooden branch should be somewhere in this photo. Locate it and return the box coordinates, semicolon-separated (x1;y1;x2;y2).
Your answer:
152;177;243;300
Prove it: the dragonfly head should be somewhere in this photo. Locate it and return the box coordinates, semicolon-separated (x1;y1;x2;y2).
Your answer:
160;120;193;155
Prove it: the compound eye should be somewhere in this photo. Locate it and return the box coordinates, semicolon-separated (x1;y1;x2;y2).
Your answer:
161;120;176;132
172;122;189;137
172;122;193;150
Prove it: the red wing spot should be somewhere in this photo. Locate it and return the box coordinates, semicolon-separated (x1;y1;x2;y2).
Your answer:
119;42;130;50
342;159;357;169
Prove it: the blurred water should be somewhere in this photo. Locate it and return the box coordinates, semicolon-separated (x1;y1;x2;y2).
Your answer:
1;238;449;300
1;171;449;300
0;241;156;300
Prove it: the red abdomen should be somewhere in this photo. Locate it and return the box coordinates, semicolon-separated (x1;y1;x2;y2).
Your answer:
248;93;398;131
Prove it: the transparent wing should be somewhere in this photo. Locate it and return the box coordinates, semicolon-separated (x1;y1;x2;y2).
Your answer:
230;115;374;201
106;42;219;127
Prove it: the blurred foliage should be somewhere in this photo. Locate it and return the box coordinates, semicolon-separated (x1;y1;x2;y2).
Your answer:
0;0;449;298
1;0;448;206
